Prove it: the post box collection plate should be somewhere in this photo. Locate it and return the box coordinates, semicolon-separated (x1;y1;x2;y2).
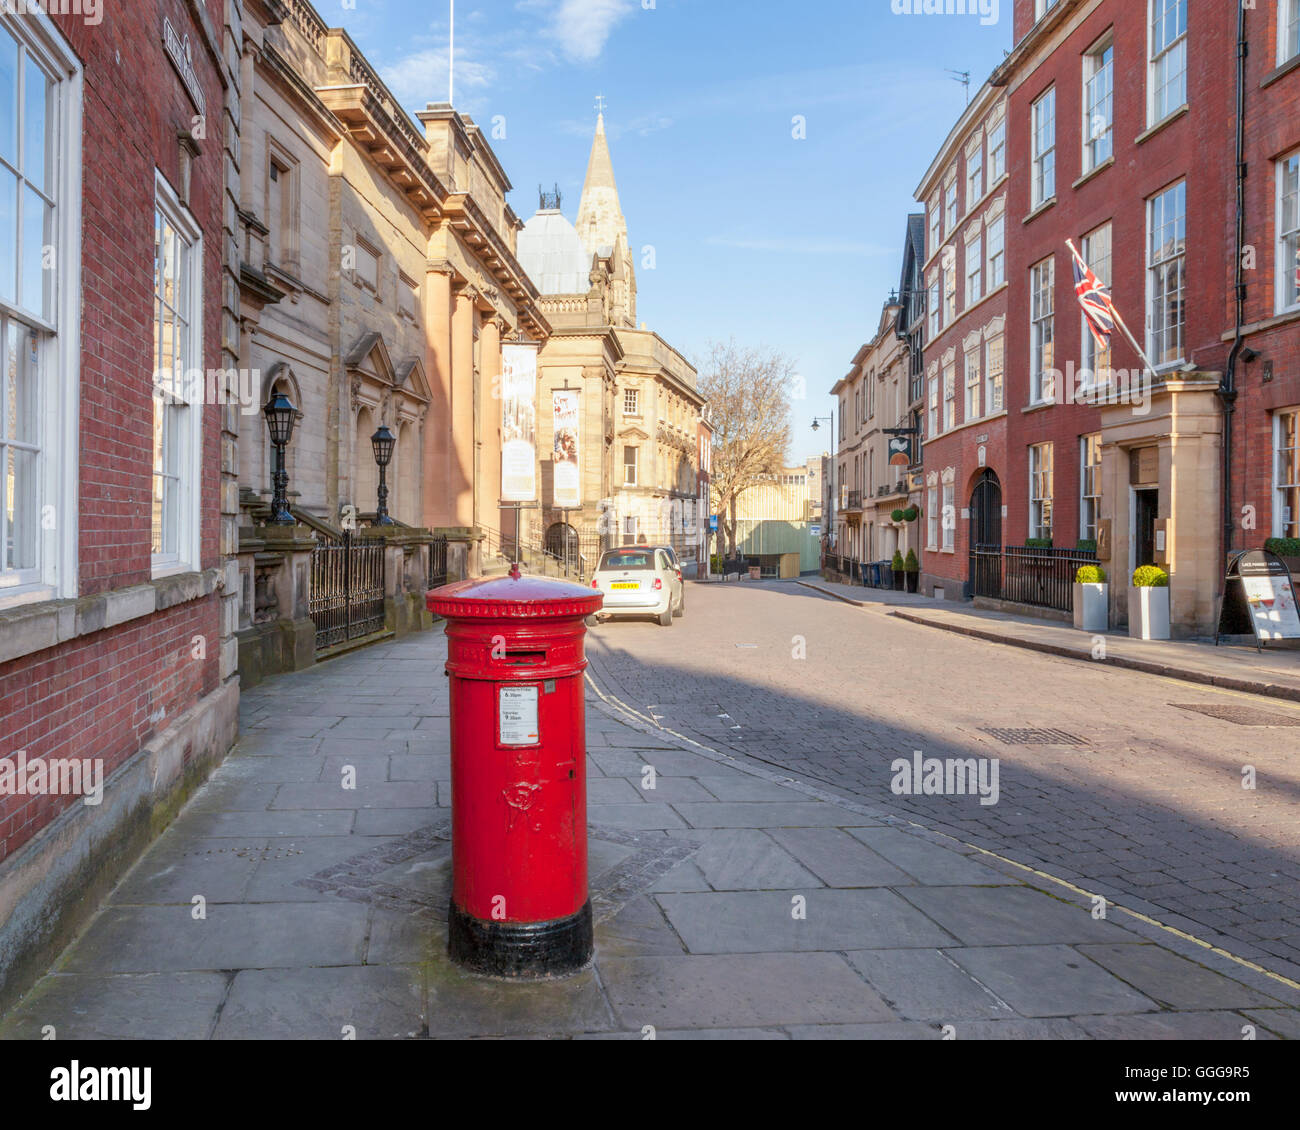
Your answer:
498;685;540;746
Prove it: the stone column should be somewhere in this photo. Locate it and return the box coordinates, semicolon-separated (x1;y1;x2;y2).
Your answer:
423;267;455;529
478;314;504;539
450;283;477;528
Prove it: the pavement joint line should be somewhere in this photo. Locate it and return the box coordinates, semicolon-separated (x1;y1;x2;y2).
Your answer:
584;657;1300;1002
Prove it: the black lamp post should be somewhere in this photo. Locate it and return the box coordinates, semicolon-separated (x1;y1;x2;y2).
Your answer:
812;413;835;547
371;424;396;526
263;391;297;525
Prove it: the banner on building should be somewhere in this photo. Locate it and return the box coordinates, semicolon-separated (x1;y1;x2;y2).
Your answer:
501;344;539;503
552;389;581;509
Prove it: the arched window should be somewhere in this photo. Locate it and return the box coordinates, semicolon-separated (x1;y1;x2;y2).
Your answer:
354;407;377;522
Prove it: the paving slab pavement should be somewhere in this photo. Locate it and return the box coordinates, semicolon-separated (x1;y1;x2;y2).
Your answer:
1;627;1297;1040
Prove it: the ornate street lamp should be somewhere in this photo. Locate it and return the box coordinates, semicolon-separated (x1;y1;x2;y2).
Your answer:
371;424;396;526
263;391;297;525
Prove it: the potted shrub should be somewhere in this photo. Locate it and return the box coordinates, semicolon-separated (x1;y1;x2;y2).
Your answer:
1264;537;1300;579
891;509;906;524
891;550;906;590
904;548;920;593
1128;565;1170;640
902;506;920;524
1073;564;1109;632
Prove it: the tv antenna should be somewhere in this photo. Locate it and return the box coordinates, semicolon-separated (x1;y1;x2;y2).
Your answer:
946;69;971;106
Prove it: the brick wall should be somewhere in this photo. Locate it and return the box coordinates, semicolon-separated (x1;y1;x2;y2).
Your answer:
0;1;227;864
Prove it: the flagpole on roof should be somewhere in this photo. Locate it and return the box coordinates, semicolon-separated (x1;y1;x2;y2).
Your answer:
1066;239;1159;382
449;0;455;106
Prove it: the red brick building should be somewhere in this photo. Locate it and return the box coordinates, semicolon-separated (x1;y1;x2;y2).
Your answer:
992;0;1240;634
0;1;239;1008
1227;3;1300;554
915;81;1011;600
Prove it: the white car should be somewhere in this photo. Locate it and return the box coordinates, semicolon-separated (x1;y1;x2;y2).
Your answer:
589;547;684;627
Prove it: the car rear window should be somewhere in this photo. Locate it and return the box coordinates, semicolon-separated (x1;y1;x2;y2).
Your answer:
601;551;653;570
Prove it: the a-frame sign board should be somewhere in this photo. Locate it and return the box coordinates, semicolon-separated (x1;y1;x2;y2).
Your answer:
1215;549;1300;650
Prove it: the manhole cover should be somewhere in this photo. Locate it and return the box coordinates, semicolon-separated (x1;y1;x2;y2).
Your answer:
979;727;1087;746
1171;703;1300;727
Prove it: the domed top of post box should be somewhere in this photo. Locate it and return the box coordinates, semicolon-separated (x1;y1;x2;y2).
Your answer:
428;565;604;620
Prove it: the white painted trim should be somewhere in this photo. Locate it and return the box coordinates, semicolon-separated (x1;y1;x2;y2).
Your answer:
1277;150;1300;317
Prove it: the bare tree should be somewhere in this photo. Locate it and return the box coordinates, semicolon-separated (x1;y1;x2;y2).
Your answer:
699;339;795;560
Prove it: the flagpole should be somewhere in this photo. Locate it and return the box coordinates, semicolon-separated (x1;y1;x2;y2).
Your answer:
449;0;455;106
1066;239;1160;381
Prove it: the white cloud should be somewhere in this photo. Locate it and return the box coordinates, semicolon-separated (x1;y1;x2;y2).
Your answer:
547;0;636;63
380;44;496;107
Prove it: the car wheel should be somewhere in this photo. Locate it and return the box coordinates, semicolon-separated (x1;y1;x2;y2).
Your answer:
673;592;684;617
658;608;673;627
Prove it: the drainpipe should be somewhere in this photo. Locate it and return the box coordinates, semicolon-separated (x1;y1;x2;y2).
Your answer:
1220;1;1248;563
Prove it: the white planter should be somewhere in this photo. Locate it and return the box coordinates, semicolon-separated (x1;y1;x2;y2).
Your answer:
1073;583;1109;632
1128;586;1170;640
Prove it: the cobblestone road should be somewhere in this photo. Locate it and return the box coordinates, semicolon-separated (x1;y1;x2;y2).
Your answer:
585;580;1300;981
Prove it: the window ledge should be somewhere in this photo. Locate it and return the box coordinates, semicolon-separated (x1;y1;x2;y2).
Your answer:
1022;196;1057;225
1022;399;1056;415
1221;306;1300;341
1072;156;1114;191
1135;104;1189;147
0;569;223;667
1261;54;1300;90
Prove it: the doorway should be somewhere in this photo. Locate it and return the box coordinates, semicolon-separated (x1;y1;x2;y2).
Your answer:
968;470;1002;598
1133;488;1159;569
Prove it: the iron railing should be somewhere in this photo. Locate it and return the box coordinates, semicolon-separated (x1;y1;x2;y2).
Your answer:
310;531;387;651
970;544;1098;612
427;535;449;591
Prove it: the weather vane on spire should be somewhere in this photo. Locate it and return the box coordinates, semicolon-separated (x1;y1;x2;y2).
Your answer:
595;93;607;115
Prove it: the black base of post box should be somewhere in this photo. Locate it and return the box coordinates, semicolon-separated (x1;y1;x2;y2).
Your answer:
447;899;594;979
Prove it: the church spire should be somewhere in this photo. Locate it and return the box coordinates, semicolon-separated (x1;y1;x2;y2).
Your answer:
576;112;627;258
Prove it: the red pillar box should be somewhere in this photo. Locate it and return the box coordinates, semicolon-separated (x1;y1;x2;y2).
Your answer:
427;564;604;978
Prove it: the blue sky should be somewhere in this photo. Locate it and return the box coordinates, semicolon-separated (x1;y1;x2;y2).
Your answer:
336;0;1012;466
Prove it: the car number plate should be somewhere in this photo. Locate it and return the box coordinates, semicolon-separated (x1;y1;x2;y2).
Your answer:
611;581;639;590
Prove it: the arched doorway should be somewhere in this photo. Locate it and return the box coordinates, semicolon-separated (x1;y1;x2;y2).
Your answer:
545;522;580;573
968;469;1002;598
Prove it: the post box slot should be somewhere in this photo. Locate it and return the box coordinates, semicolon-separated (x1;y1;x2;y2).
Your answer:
500;650;548;666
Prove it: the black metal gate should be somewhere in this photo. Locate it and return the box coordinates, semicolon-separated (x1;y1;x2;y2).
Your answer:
310;531;387;652
968;470;1002;598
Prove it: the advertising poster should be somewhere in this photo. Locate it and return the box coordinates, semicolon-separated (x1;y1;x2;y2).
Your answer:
501;344;538;503
1241;573;1300;641
552;389;581;509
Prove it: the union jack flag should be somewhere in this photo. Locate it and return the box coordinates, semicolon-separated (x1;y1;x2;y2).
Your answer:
1069;241;1115;351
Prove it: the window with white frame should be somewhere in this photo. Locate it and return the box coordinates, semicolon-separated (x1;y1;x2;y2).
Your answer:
986;214;1005;288
943;361;956;432
152;175;203;574
1147;181;1187;369
1282;0;1300;65
1080;223;1113;385
1035;0;1060;19
0;16;79;602
1030;257;1055;403
927;375;939;438
1276;410;1300;539
965;234;982;306
1149;0;1188;125
624;386;639;416
988;117;1006;182
944;256;957;324
1083;35;1114;174
967;142;984;204
1080;433;1102;542
945;178;958;230
623;444;638;486
927;277;941;339
1278;152;1299;314
986;334;1004;413
927;486;939;549
942;482;955;551
928;195;941;254
1031;88;1056;207
965;347;981;421
1029;443;1054;542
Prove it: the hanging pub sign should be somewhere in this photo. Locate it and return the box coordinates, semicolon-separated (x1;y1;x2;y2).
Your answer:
501;344;538;503
888;435;912;467
552;389;581;509
1215;549;1300;650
